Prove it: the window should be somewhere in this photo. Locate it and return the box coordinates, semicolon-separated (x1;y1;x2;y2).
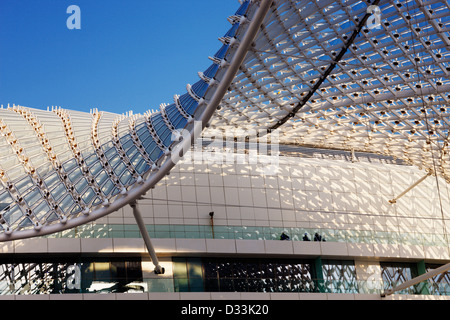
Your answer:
174;258;316;293
322;259;358;293
426;264;450;295
173;258;203;292
0;257;143;295
381;262;418;294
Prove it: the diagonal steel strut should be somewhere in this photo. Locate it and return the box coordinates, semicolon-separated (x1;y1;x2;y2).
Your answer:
130;201;165;274
382;262;450;297
388;172;432;204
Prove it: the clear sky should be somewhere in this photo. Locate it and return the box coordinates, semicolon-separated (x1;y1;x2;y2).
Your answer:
0;0;240;115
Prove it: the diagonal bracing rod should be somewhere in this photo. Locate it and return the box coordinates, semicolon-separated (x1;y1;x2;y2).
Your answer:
388;172;432;204
382;262;450;297
130;201;165;274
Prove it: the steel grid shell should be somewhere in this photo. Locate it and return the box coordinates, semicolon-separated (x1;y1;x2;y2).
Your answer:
1;0;450;240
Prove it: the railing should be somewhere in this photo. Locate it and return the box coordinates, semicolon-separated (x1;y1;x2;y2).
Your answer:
46;223;450;249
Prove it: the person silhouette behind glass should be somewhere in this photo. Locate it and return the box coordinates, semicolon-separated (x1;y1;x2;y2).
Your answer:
280;232;290;240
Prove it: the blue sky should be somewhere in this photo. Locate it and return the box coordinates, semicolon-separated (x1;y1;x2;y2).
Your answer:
0;0;239;114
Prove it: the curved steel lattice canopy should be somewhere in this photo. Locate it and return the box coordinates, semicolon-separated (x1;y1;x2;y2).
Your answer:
1;0;450;240
213;0;450;179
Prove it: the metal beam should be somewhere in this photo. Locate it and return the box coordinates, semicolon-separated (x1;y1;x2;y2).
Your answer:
381;262;450;297
130;201;164;274
200;0;274;132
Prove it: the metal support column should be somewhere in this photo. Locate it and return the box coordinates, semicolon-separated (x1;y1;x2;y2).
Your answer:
388;172;432;204
314;257;325;293
130;201;165;274
416;260;431;295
